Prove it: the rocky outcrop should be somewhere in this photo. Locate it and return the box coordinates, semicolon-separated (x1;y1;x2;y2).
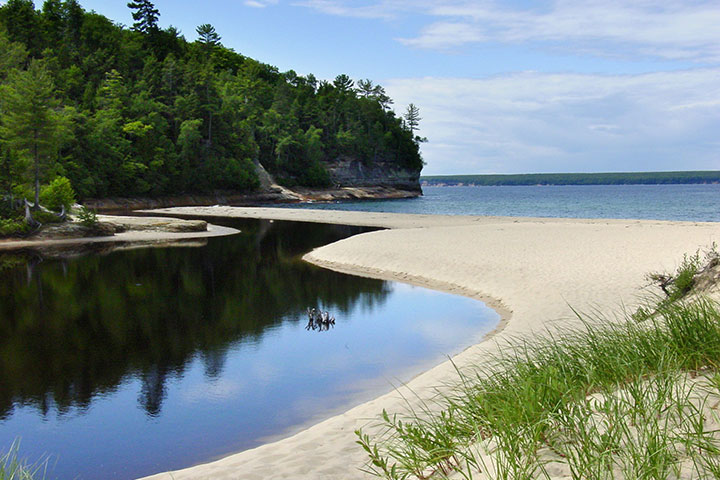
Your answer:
32;221;116;239
325;156;422;193
84;157;422;213
292;186;420;202
97;216;208;233
27;216;207;241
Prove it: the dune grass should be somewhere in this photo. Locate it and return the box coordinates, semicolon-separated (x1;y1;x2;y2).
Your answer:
0;441;46;480
356;293;720;479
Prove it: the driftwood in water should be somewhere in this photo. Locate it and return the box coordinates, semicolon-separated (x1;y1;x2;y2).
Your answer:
305;307;336;332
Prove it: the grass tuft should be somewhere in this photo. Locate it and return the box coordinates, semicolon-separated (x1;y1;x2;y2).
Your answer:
357;297;720;479
0;440;46;480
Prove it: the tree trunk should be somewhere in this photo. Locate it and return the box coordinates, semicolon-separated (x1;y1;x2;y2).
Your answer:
33;131;40;210
24;199;39;227
208;110;213;146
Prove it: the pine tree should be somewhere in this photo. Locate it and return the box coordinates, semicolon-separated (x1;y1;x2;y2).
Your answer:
196;23;221;51
404;103;421;136
127;0;159;34
333;74;354;94
195;24;222;147
0;60;66;207
356;79;374;98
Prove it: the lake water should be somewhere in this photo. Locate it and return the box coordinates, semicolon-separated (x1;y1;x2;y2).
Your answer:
0;219;498;480
284;184;720;222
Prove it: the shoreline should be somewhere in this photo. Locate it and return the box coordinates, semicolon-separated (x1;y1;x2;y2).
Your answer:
0;216;240;254
82;186;421;213
137;207;720;480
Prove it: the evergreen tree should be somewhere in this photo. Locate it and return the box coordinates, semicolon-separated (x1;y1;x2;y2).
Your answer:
196;23;221;51
195;24;222;148
0;0;38;50
127;0;159;34
356;78;374;98
0;2;423;199
0;60;68;207
0;28;27;80
333;74;354;94
404;103;421;136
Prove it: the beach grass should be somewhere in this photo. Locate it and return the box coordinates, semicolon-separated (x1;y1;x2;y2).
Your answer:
357;276;720;478
0;441;46;480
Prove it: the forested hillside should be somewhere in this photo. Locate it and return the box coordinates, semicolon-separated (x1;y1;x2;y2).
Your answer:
0;0;423;203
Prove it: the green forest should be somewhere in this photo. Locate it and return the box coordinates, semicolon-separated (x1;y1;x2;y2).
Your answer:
422;171;720;186
0;0;423;211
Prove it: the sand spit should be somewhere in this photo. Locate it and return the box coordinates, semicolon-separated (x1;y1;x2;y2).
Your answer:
0;215;239;252
133;207;720;480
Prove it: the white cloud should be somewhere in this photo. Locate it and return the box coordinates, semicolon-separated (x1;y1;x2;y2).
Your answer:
397;22;486;49
245;0;279;7
297;0;720;63
294;0;400;19
385;69;720;174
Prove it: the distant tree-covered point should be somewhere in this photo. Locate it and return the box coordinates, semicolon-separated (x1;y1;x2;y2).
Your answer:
0;0;423;204
422;171;720;187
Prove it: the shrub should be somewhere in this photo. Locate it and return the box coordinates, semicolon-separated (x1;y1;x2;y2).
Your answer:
648;248;716;304
40;176;76;212
0;201;20;220
77;206;98;227
0;218;29;237
31;210;63;225
301;162;332;188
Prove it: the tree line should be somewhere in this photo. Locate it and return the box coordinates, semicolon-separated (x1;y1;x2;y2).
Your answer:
0;0;424;209
421;171;720;187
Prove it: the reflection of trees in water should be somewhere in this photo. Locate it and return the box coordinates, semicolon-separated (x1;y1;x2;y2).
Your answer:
0;220;390;419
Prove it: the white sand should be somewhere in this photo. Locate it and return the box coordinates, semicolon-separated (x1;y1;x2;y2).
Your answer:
139;207;720;480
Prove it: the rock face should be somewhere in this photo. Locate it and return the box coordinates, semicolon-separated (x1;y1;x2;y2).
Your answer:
325;156;422;193
84;157;422;212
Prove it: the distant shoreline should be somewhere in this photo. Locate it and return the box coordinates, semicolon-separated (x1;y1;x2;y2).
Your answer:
421;170;720;186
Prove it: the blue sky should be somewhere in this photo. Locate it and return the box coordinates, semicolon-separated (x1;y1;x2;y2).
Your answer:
77;1;720;175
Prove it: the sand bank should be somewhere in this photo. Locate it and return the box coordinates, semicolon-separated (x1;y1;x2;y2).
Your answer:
0;215;239;252
137;207;720;480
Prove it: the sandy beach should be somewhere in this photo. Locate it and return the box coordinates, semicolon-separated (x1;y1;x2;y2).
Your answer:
132;207;720;480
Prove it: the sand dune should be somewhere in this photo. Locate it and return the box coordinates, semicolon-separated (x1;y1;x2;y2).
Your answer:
140;208;720;480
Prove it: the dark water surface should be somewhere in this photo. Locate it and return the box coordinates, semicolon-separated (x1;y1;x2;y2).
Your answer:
0;219;498;480
282;184;720;222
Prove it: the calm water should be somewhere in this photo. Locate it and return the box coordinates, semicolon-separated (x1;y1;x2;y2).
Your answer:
0;219;498;480
284;184;720;222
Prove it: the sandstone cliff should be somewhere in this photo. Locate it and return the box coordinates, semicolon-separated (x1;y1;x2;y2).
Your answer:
85;157;422;213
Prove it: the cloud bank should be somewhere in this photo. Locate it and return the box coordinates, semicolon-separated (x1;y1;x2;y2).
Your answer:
298;0;720;63
385;69;720;174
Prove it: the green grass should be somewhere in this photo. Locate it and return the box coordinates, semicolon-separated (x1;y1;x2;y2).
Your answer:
0;441;46;480
356;297;720;480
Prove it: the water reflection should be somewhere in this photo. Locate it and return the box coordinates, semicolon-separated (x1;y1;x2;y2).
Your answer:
0;220;387;421
305;307;336;331
0;219;497;480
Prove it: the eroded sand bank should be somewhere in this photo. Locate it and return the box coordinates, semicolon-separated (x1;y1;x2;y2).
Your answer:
0;215;239;252
138;207;720;480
